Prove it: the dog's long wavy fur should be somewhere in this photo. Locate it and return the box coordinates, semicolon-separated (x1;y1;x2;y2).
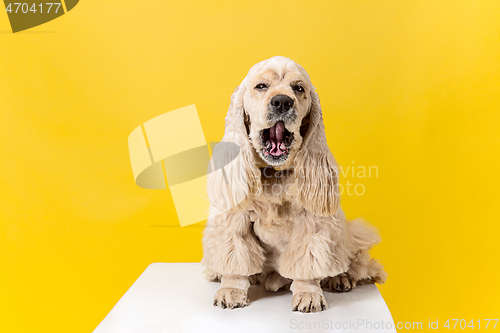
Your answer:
201;56;387;312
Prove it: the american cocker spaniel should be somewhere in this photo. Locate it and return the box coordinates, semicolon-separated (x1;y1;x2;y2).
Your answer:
202;56;386;313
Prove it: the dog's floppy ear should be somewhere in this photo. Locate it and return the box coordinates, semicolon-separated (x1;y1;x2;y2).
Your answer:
291;88;340;216
207;84;262;215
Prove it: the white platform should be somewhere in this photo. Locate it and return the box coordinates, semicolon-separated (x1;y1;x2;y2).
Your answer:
94;263;396;333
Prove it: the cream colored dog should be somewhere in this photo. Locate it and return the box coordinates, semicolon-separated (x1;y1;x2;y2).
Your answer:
202;56;386;313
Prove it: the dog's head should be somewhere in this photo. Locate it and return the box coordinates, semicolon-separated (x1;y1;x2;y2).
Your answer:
209;56;339;216
238;56;314;169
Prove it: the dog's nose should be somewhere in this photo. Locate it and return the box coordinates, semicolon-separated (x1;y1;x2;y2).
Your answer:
270;95;294;113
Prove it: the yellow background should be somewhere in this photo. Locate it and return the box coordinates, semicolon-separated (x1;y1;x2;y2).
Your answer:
1;1;499;332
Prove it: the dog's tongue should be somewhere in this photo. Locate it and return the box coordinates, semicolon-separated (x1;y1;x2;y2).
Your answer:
269;121;286;156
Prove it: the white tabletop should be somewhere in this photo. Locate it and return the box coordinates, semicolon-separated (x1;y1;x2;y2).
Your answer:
94;263;396;333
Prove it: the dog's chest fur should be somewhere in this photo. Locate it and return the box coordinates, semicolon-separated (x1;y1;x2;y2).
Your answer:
247;167;299;258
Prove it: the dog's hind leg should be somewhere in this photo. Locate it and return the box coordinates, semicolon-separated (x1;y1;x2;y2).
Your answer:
322;218;387;292
321;273;353;292
346;250;387;286
346;218;387;284
321;250;387;292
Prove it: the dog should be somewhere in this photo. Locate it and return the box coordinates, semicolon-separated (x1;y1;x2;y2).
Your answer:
202;56;386;313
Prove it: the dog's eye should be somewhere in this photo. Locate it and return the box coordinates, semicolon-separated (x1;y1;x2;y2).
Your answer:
293;85;304;93
255;83;268;90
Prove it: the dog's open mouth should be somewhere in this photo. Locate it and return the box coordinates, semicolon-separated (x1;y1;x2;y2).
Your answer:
260;121;294;161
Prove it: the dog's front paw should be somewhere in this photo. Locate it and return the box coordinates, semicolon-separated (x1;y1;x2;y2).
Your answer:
213;288;248;309
292;292;327;313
